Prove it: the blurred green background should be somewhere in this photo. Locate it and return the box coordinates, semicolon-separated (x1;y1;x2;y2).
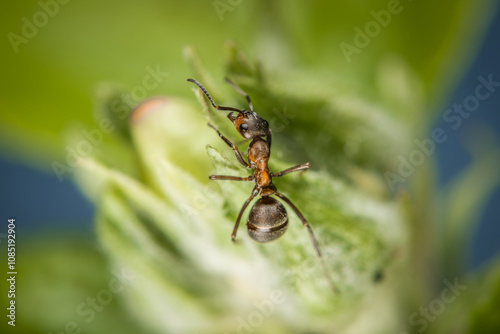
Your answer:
1;0;499;333
1;0;496;165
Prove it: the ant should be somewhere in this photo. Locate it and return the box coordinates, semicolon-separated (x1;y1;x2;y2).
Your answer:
187;77;336;291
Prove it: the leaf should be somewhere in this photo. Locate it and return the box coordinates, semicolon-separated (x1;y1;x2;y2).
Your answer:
422;257;500;334
71;47;417;332
0;233;144;334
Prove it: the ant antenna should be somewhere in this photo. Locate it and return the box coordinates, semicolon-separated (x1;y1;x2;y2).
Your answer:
187;78;243;113
224;77;254;112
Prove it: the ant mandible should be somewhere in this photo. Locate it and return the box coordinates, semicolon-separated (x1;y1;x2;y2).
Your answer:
187;78;336;291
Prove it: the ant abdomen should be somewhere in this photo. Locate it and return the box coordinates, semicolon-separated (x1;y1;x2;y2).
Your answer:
247;197;288;243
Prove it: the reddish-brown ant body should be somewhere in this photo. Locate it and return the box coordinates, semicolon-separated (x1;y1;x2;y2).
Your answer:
187;78;335;290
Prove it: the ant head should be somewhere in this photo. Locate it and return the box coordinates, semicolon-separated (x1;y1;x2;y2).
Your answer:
228;110;269;140
186;78;270;139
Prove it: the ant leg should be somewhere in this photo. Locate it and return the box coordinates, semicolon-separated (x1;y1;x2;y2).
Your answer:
272;162;310;177
208;123;252;169
231;186;259;242
274;192;320;255
224;77;254;112
209;175;254;181
274;191;338;293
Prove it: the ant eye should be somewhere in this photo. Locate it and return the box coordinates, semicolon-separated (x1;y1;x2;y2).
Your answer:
240;123;248;132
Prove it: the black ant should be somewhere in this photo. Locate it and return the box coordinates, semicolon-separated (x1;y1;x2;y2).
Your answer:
187;78;336;291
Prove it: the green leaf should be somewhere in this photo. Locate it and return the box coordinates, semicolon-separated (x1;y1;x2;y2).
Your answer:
70;46;419;332
422;257;500;334
0;234;143;334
